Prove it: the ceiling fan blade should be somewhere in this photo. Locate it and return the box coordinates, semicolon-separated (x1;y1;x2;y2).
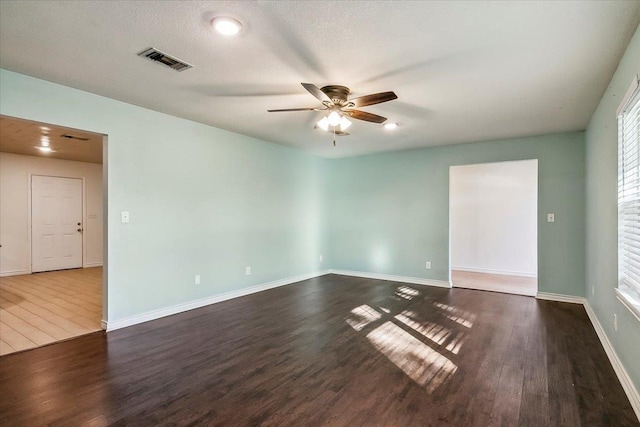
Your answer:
350;91;398;108
267;107;320;112
347;109;387;124
301;83;331;103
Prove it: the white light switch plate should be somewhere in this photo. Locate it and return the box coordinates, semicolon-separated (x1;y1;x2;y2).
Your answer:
547;213;555;223
121;211;130;223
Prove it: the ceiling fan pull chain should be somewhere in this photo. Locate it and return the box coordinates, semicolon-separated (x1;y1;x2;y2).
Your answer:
333;127;337;146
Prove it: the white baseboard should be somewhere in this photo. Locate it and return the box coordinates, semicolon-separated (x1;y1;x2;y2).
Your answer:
535;292;585;304
452;266;537;278
0;269;29;277
84;262;103;268
583;300;640;421
104;270;330;331
100;320;107;330
329;269;451;288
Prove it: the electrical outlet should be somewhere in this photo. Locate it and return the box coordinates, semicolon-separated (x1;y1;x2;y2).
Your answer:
195;275;201;285
246;266;251;276
614;313;618;331
425;261;431;269
319;255;323;262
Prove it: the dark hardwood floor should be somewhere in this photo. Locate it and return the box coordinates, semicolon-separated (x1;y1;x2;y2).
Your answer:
0;274;637;426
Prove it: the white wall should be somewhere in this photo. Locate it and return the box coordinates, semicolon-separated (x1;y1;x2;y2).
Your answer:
0;152;103;275
450;159;538;277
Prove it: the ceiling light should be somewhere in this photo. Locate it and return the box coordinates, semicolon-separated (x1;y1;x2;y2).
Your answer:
35;146;53;153
317;116;329;131
340;116;352;131
327;111;341;127
384;122;398;130
212;17;243;36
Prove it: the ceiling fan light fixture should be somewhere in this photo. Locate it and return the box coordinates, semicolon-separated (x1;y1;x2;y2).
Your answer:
317;116;330;131
327;111;341;127
212;17;243;36
340;116;352;131
384;122;399;130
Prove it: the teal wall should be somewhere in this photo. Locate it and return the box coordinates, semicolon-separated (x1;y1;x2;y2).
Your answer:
0;69;327;322
586;24;640;391
327;132;586;297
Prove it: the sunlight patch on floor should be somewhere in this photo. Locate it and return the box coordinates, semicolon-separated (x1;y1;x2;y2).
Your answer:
395;286;420;300
394;310;451;346
366;321;458;392
346;304;382;331
433;302;476;328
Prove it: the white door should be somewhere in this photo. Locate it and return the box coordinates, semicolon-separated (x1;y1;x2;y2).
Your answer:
31;175;83;272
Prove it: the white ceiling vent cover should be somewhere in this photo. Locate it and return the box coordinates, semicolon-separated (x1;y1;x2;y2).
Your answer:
137;47;193;72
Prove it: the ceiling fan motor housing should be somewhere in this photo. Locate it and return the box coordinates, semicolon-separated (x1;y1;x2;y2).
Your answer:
321;85;350;105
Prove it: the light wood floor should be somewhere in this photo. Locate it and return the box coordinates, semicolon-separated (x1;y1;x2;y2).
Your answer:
0;267;102;356
452;270;537;296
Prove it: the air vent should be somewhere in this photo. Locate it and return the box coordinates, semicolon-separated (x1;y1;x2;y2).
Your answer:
61;134;89;141
137;47;193;72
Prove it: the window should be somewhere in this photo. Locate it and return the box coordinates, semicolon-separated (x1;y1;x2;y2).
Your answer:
617;75;640;320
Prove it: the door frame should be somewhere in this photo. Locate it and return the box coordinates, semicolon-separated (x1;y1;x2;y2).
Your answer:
28;173;87;273
1;113;108;330
448;158;539;296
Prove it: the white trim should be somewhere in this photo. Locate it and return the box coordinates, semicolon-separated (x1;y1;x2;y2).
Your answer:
83;262;103;268
616;288;640;323
104;270;330;331
100;320;107;330
617;74;640;117
451;266;537;278
329;269;452;288
0;269;29;277
535;292;585;304
584;300;640;421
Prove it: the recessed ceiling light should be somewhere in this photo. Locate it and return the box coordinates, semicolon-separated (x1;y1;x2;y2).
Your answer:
212;17;243;36
384;122;398;130
35;146;53;153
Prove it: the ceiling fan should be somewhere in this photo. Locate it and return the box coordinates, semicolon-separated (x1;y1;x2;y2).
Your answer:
268;83;398;145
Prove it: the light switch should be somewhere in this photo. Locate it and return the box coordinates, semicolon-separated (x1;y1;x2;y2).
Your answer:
547;213;555;223
121;211;130;223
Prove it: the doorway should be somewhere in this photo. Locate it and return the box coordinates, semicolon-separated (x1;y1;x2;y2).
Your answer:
449;159;538;296
0;115;106;356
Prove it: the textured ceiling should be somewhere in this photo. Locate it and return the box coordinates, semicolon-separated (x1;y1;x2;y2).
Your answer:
0;1;639;158
0;116;103;164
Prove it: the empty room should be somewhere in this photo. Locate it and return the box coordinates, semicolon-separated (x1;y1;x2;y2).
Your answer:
0;1;639;426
